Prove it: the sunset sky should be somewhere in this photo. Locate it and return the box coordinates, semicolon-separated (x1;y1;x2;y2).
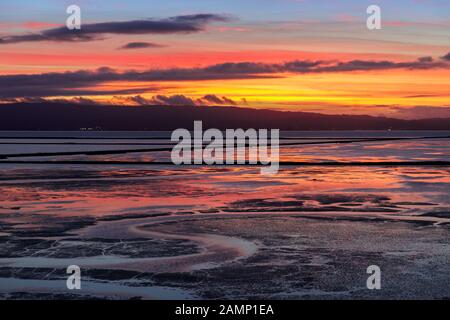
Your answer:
0;0;449;119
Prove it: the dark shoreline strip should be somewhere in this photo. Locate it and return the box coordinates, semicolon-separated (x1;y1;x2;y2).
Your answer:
0;142;176;146
1;136;449;159
0;139;378;146
0;147;174;159
0;160;449;166
0;135;449;141
0;139;389;146
1;135;448;146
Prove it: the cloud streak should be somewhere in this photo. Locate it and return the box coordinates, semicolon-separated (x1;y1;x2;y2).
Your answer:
0;14;230;44
118;42;165;49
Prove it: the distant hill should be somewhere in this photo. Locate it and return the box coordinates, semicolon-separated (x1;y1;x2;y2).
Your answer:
1;102;449;131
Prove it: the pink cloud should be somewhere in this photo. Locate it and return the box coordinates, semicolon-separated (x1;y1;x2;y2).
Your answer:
22;21;63;30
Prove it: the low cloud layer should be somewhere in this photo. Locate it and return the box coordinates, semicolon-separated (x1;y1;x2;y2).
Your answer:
0;14;230;44
389;106;450;120
0;53;448;99
116;94;236;106
200;94;236;105
6;97;450;121
5;94;237;107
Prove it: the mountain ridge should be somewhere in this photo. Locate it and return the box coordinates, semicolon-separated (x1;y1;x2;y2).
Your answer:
1;102;449;131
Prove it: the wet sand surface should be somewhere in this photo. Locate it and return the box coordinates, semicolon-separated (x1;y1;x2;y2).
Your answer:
0;162;449;299
1;211;449;299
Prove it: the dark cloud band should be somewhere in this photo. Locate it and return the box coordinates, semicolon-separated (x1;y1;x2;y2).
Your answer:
0;54;448;99
441;53;450;61
0;14;230;44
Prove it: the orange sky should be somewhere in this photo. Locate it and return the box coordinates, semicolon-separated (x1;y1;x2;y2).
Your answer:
0;1;449;119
